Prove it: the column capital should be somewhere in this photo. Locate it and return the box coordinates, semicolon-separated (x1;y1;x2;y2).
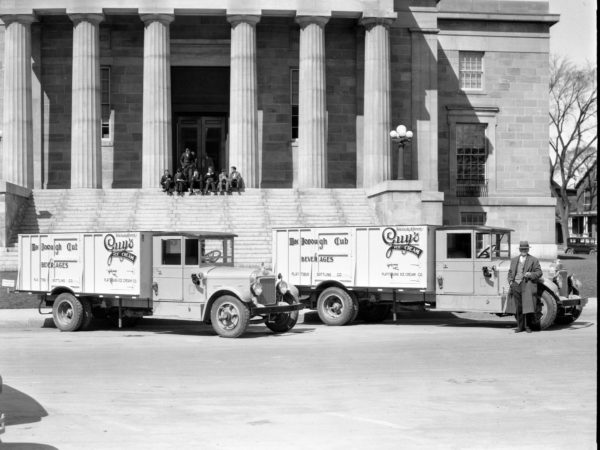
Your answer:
295;16;329;29
359;17;395;31
68;13;104;26
227;15;260;28
0;14;37;26
140;14;175;26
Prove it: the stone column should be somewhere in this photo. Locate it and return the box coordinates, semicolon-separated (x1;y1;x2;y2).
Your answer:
69;13;104;188
360;17;393;188
140;14;174;188
227;15;260;188
1;14;36;188
410;28;439;191
296;16;329;188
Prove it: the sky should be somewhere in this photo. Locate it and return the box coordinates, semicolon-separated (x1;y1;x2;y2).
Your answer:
548;0;597;66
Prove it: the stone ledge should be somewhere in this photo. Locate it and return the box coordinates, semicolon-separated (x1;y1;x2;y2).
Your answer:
366;180;423;198
0;181;32;198
445;196;556;207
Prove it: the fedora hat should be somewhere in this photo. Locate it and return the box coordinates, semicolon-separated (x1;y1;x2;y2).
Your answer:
519;241;530;250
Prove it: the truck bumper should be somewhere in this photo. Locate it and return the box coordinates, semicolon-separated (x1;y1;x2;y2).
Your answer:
560;296;588;307
251;303;304;315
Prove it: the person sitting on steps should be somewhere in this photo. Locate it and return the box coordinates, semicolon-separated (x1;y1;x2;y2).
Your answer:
228;166;243;194
174;168;187;196
203;166;217;195
217;169;229;195
160;170;174;195
189;169;202;195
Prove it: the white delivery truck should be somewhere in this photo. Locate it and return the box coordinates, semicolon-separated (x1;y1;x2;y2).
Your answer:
272;225;588;329
12;231;302;338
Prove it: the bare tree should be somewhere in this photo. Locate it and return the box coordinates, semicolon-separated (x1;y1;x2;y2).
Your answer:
549;56;597;244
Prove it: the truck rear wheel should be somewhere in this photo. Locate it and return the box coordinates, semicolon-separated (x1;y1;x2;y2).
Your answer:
211;296;250;338
537;291;558;330
317;287;356;326
52;293;84;332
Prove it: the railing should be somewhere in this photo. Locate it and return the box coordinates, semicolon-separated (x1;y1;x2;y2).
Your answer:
456;180;488;197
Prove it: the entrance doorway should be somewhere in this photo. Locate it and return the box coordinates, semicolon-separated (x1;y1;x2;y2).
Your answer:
171;66;230;174
175;116;228;173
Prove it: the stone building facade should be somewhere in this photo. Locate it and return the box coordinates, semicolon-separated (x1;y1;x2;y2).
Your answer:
0;0;559;257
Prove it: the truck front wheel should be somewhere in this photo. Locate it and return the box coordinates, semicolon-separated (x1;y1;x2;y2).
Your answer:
537;291;558;330
317;287;356;326
53;293;85;332
211;296;250;338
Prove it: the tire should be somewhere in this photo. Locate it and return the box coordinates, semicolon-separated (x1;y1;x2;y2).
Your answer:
80;299;94;330
537;291;558;330
357;303;391;323
590;249;596;255
265;296;299;334
52;293;84;332
564;248;573;255
210;295;250;338
317;287;356;326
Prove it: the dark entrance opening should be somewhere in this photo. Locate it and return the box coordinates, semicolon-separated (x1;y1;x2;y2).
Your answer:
171;67;230;173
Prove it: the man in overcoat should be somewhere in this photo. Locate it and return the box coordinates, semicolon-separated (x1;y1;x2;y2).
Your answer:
507;241;543;333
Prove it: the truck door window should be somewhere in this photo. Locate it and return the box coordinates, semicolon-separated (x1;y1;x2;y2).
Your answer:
161;239;181;265
185;239;199;265
495;233;510;258
447;233;472;259
476;232;492;259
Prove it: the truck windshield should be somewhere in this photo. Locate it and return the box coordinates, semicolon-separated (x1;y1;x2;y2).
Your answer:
197;238;234;266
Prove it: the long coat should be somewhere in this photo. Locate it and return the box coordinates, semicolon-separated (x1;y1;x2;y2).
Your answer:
506;254;543;314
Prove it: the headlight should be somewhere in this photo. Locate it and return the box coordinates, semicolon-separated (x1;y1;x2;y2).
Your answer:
277;280;289;295
569;274;582;292
251;281;263;296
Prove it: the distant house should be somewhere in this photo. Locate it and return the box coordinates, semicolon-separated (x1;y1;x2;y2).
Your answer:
553;161;597;243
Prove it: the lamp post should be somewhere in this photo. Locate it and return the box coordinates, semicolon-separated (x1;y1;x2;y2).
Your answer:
389;125;413;180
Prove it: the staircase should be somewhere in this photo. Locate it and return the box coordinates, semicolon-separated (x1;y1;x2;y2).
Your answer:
3;188;380;270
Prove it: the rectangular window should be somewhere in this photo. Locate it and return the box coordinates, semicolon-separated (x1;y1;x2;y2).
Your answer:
290;68;299;140
161;239;181;265
185;239;199;266
459;51;484;90
583;190;591;208
461;212;487;226
101;66;111;139
447;233;472;259
456;124;487;197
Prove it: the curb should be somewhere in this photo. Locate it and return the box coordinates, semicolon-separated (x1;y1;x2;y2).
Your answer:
0;299;595;329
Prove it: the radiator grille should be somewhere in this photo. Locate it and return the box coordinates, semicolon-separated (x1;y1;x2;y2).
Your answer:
257;277;276;306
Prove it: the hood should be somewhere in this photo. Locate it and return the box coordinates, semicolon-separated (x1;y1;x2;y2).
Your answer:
198;265;274;280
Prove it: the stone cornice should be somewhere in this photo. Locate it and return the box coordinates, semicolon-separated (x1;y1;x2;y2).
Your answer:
438;11;559;25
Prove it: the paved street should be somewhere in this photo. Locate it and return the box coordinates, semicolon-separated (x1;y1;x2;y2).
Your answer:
0;304;596;450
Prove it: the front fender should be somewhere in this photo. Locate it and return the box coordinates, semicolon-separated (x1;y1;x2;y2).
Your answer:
538;278;560;302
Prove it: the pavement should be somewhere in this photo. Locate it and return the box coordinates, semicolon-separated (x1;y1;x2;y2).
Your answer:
0;297;596;329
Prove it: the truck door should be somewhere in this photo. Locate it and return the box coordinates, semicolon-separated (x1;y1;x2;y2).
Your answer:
153;237;183;301
473;231;500;295
182;238;207;303
435;230;474;294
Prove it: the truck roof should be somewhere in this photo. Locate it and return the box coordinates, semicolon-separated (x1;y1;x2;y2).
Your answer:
437;225;514;233
18;231;238;238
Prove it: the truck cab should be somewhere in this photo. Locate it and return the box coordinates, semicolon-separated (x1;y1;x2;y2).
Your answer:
435;226;513;312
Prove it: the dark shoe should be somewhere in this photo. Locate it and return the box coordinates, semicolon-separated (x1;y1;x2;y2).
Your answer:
514;329;524;333
525;328;532;333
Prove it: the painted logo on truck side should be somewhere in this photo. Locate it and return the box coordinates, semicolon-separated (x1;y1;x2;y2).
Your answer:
104;234;137;266
381;227;423;258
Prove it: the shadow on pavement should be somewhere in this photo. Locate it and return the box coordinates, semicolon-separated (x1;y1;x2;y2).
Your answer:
87;318;317;339
301;310;592;330
0;385;56;449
